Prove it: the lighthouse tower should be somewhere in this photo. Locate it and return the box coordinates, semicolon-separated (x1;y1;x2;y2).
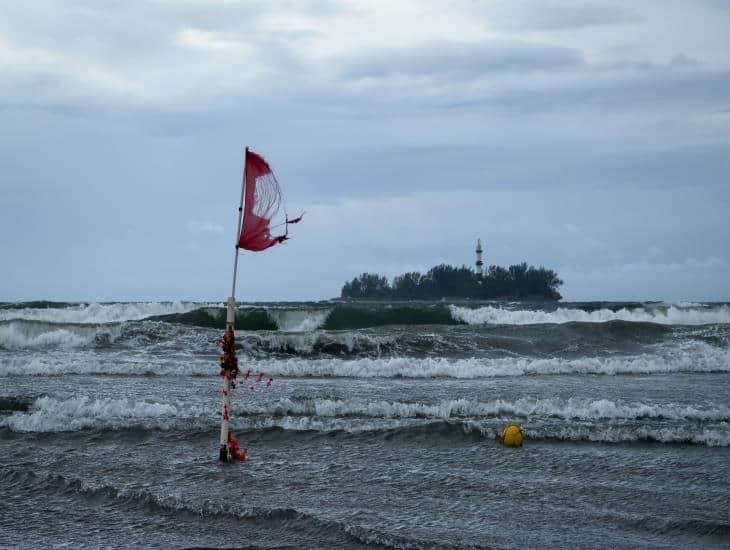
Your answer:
475;238;484;278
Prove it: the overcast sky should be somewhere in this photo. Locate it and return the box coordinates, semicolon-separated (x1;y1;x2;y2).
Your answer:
1;0;729;302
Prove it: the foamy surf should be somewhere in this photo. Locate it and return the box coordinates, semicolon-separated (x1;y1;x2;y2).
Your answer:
264;309;331;332
2;341;728;378
241;396;730;422
5;395;727;447
521;423;730;447
449;304;730;326
0;353;213;377
0;321;124;350
5;301;727;333
258;343;730;378
0;301;208;325
0;396;208;432
241;417;730;447
0;322;98;350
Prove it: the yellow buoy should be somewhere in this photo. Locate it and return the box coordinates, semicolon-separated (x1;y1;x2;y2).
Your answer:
499;423;524;447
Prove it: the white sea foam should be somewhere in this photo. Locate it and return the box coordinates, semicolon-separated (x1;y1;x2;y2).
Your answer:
259;343;730;378
4;396;728;446
449;304;730;326
244;397;730;422
1;396;208;432
236;415;407;435
2;342;728;378
0;301;208;324
265;309;331;332
235;416;730;447
0;323;92;349
522;423;730;447
0;354;212;377
0;322;123;350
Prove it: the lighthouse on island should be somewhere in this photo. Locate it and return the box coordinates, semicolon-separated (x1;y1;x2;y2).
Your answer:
475;238;484;278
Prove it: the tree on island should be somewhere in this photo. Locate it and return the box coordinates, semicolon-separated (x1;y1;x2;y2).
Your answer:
340;273;391;299
341;263;563;300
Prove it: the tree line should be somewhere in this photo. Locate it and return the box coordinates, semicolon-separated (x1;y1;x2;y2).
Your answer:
340;263;563;300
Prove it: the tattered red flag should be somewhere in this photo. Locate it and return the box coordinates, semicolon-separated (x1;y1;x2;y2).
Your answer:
238;150;301;251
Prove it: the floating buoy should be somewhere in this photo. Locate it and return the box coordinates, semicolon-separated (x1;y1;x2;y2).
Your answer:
499;423;524;447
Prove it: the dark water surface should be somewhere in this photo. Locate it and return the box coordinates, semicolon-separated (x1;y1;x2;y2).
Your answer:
1;301;729;548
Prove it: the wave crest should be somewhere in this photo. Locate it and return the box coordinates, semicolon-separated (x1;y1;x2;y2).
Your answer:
2;341;728;378
257;345;730;378
4;302;728;334
450;304;730;326
0;301;206;325
0;320;122;350
243;396;730;422
1;396;207;432
4;395;728;449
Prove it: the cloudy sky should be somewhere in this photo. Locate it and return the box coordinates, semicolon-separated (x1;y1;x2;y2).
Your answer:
1;0;728;302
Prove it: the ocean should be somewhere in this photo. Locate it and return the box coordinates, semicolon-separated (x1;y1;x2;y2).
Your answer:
1;300;728;549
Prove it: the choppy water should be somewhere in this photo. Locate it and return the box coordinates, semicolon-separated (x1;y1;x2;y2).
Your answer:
1;300;729;548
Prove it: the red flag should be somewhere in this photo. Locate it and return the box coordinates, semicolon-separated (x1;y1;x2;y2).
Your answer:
238;150;296;251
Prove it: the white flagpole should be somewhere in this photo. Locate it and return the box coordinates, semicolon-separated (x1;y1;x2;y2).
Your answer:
230;146;248;300
219;146;248;462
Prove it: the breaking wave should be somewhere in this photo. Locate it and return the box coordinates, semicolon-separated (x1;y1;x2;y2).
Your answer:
257;344;730;378
3;301;728;333
236;319;681;360
0;396;209;432
152;303;459;331
0;317;679;356
241;396;730;423
0;301;207;325
240;417;730;447
0;320;123;350
2;340;728;378
4;395;728;447
265;308;331;332
153;302;730;330
450;304;730;326
0;354;214;377
387;420;730;447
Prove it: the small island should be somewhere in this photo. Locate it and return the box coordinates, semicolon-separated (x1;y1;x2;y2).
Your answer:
341;263;563;300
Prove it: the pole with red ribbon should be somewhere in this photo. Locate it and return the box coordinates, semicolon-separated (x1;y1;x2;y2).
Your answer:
217;147;301;462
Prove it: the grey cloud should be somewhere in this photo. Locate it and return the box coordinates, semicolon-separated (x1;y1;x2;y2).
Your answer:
668;54;702;69
532;68;730;111
697;0;730;14
0;0;321;111
478;0;640;30
1;1;729;301
289;141;730;200
0;0;345;43
341;40;583;80
435;68;730;115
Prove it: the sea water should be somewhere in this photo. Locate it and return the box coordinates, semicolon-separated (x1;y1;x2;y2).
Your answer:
1;300;728;548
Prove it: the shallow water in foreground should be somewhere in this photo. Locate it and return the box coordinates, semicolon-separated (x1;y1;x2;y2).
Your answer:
1;300;729;548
